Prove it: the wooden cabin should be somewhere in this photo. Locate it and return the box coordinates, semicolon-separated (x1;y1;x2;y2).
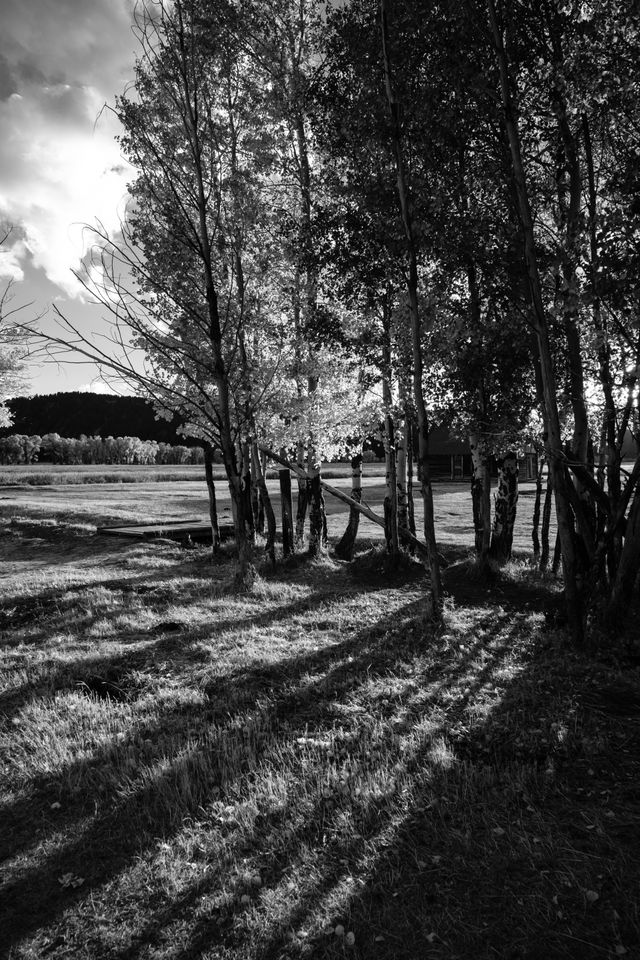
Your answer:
428;426;538;481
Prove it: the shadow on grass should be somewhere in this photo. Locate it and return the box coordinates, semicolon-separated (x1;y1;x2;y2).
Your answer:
2;547;639;960
1;586;498;951
0;557;398;725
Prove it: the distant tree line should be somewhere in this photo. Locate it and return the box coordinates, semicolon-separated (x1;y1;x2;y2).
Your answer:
0;392;192;445
0;433;206;466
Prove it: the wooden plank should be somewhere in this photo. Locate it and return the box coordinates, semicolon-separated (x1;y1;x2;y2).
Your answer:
99;522;234;542
99;518;202;530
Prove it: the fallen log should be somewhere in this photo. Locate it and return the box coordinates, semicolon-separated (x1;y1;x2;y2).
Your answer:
258;445;429;559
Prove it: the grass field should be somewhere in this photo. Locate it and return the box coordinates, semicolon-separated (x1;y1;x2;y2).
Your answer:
0;463;210;486
0;467;551;554
1;479;639;960
0;462;386;487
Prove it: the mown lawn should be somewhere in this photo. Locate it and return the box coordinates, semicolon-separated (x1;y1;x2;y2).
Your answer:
1;488;639;960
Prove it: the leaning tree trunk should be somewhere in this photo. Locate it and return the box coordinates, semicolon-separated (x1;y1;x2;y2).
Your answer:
381;0;442;615
490;451;519;564
279;449;294;557
204;444;221;555
335;453;363;561
470;432;491;562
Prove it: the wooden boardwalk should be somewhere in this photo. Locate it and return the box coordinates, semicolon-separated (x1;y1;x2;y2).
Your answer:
98;520;234;543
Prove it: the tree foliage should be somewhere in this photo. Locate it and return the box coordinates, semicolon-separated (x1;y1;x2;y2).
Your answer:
25;0;640;637
0;229;29;426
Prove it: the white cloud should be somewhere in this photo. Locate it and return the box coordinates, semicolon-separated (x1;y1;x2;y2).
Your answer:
75;380;132;395
0;236;27;282
0;0;136;298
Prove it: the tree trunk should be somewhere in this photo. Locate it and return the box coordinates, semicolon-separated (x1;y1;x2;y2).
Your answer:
307;450;327;557
407;411;417;539
295;441;308;547
540;468;553;570
241;441;255;544
335;454;363;561
383;370;400;557
584;112;622;590
396;415;409;533
532;455;544;560
279;451;294;557
382;291;400;556
291;67;325;560
384;421;399;556
204;444;221;555
227;471;255;588
490;451;519;564
487;0;582;641
179;45;251;587
381;0;442;615
250;444;264;535
552;88;595;567
552;530;562;576
607;468;640;625
470;432;491;561
252;443;276;565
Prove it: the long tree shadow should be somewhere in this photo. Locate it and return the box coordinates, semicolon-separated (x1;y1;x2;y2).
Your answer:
0;571;170;632
5;546;636;960
1;588;491;952
6;594;524;956
164;622;525;960
0;563;400;724
244;633;640;958
105;597;639;958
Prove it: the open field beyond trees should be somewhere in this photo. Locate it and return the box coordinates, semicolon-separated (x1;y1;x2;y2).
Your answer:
0;467;548;553
0;463;387;488
1;479;640;960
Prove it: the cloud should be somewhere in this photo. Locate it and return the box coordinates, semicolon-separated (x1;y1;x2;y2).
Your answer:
0;0;137;95
0;242;26;282
0;54;18;100
0;0;136;298
75;380;132;395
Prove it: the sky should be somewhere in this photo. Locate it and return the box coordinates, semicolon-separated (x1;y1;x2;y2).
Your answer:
0;0;140;395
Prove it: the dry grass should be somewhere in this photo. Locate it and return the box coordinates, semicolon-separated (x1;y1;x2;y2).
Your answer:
0;494;638;960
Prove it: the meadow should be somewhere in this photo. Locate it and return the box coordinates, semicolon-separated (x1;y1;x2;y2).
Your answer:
0;462;386;488
0;462;547;553
1;472;639;960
